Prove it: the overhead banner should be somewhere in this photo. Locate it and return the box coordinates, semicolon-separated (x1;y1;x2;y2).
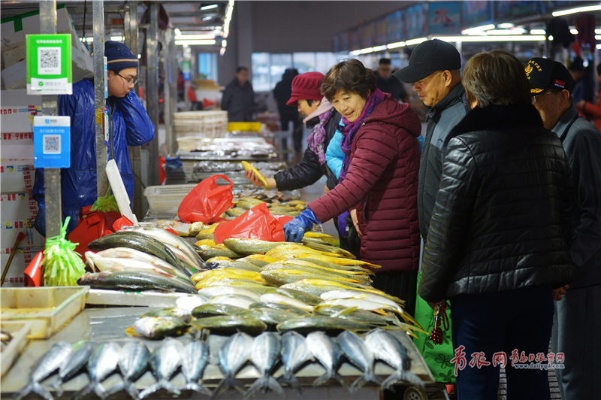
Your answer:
26;34;73;95
429;2;461;35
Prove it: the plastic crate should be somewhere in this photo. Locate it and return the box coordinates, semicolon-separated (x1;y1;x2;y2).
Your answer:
144;184;196;212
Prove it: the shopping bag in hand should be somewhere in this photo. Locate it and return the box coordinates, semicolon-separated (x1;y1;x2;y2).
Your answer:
213;203;292;243
178;174;234;224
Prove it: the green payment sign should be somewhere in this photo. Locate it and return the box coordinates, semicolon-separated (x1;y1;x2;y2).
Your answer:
26;34;72;95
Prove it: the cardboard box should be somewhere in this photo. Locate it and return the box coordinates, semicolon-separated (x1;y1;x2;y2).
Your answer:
1;42;26;70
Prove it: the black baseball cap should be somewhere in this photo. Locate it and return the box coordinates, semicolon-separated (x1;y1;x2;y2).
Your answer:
394;39;461;83
525;58;574;95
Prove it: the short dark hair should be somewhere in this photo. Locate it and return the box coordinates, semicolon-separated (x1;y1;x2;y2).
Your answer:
463;50;531;107
236;66;248;73
379;58;392;66
321;59;377;102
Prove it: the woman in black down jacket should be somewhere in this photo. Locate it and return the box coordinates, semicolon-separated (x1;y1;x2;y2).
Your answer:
419;50;575;400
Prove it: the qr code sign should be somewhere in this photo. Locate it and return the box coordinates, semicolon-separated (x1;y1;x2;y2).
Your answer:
38;47;61;75
43;134;61;154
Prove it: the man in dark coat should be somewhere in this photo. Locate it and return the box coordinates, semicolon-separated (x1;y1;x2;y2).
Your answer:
527;57;601;400
273;68;303;152
375;58;408;103
221;66;255;122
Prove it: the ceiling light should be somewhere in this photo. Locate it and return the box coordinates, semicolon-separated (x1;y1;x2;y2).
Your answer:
175;39;216;46
530;29;546;35
174;28;182;37
552;4;601;17
405;37;428;46
570;28;579;35
497;23;514;29
487;28;527;35
200;4;219;11
462;24;495;35
435;35;546;43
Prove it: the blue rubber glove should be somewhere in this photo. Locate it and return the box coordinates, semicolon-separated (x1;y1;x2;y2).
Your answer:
284;207;320;242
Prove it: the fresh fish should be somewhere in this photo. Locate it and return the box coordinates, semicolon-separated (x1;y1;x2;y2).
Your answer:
240;307;292;328
305;331;345;387
300;238;357;258
280;279;375;297
189;315;267;335
222;260;263;272
191;303;247;318
320;289;405;308
77;270;197;294
126;226;206;272
319;297;422;327
315;305;406;329
175;294;208;315
52;341;93;396
196;243;240;259
337;330;380;391
129;316;189;339
208;294;257;309
15;342;73;400
74;342;121;400
276;287;322;305
276;315;373;335
88;231;187;275
86;247;189;279
223;238;285;256
241;254;280;267
139;338;184;398
198;285;262;301
214;332;253;398
142;307;192;322
180;341;211;395
249;301;309;316
191;268;262;284
262;268;370;286
260;293;314;313
364;329;423;389
245;332;283;398
280;331;312;392
111;341;150;399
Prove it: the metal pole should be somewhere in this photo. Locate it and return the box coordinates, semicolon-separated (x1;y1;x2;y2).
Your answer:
124;1;144;218
145;3;160;187
163;28;177;156
40;0;61;238
93;0;108;200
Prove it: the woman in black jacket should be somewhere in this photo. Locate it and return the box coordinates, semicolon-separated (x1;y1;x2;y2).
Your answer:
419;50;575;400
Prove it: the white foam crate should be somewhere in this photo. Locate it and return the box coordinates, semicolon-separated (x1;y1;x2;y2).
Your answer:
144;184;196;212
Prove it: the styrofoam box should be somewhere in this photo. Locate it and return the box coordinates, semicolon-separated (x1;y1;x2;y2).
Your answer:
1;8;87;50
144;184;195;212
1;192;38;222
0;321;32;376
0;286;89;339
0;161;34;193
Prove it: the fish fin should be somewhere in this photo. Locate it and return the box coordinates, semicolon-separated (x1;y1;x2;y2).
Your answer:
139;383;161;399
334;372;347;388
401;371;424;388
139;380;181;399
350;371;380;392
265;376;284;395
212;376;244;400
312;372;330;387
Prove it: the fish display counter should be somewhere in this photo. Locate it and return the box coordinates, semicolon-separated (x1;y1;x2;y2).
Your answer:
1;307;435;399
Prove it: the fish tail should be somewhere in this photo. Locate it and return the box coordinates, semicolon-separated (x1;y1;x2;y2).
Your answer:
401;371;424;388
184;382;212;396
334;372;347;388
94;382;109;400
243;378;262;399
13;382;33;400
265;376;284;395
125;383;140;399
139;383;161;399
139;380;180;399
103;382;126;398
73;382;94;400
51;380;64;397
279;372;302;394
212;376;243;400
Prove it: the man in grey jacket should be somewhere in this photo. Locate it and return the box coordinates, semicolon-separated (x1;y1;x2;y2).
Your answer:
395;39;467;239
527;57;601;400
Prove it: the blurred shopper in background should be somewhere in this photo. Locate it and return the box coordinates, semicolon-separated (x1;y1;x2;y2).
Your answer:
33;41;154;236
569;56;595;105
273;68;303;152
576;62;601;130
420;50;575;400
283;59;421;314
221;66;256;121
375;58;409;103
527;57;601;400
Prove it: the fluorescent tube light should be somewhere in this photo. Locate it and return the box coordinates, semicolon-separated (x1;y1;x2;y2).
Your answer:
552;4;601;16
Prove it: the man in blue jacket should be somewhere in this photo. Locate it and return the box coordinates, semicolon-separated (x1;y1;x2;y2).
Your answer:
33;41;155;235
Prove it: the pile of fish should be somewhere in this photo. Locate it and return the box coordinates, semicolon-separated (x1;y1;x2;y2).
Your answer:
222;197;307;219
14;329;423;400
77;227;206;294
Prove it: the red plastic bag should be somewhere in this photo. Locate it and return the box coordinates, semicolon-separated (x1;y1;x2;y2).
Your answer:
68;206;121;261
178;174;234;223
213;203;290;244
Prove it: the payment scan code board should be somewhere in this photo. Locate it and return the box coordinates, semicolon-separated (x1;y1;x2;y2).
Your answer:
26;34;73;95
33;116;71;168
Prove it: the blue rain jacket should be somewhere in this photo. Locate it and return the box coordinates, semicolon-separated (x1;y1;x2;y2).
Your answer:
33;79;154;236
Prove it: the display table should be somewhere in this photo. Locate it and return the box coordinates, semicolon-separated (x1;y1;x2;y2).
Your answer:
1;306;435;399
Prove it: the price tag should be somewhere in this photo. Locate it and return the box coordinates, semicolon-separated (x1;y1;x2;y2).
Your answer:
33;116;71;168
